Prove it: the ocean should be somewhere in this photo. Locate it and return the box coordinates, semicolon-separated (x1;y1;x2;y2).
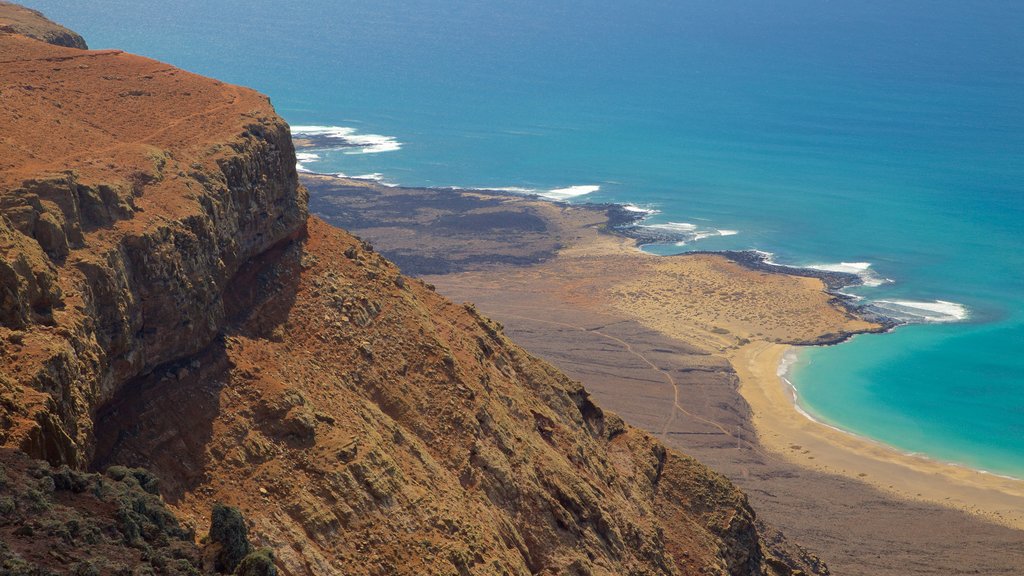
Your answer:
24;0;1024;477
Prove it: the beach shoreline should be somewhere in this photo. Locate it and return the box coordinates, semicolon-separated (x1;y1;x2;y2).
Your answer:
301;169;1024;573
734;341;1024;530
305;171;1023;503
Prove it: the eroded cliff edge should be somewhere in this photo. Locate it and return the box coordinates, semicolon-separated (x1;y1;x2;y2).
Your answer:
0;1;86;48
1;9;822;575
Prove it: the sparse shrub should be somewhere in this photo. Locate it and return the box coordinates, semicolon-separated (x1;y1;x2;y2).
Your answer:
209;504;251;573
37;475;56;493
52;465;91;492
26;463;48;479
0;496;16;516
172;558;204;576
234;547;277;576
25;488;51;512
106;465;130;481
106;466;161;495
148;551;167;571
70;560;100;576
0;555;39;576
116;504;142;543
44;519;73;543
115;491;189;547
92;477;111;500
12;524;33;537
65;518;81;538
129;469;161;495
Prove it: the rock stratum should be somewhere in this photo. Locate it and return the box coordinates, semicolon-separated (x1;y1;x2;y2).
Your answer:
0;1;85;49
0;7;821;575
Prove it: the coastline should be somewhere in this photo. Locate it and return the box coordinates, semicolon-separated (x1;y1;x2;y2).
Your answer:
304;170;1019;491
733;342;1024;530
300;169;1024;572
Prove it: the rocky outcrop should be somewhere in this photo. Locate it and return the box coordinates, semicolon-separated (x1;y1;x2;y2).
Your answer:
0;26;307;467
0;1;86;48
0;5;823;576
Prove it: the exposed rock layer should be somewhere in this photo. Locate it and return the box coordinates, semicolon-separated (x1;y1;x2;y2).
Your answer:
0;26;306;466
0;1;86;48
2;7;818;575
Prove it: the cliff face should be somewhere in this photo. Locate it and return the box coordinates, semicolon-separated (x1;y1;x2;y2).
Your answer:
0;1;86;48
1;8;820;576
0;29;307;467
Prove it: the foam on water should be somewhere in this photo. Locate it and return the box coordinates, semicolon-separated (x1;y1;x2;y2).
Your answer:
471;186;539;194
871;299;970;323
623;204;660;215
806;261;890;287
353;172;387;181
637;221;740;245
777;348;800;378
539;185;601;201
758;255;890;288
295;152;321;172
291;125;402;154
744;253;968;325
688;229;738;242
334;172;398;186
646;221;698;233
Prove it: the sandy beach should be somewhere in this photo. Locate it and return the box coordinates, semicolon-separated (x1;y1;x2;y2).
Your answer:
305;173;1024;575
543;242;1024;531
735;341;1024;530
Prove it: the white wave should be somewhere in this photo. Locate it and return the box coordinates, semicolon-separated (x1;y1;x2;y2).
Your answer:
810;261;873;274
872;299;969;323
295;152;321;173
342;133;402;154
539;184;601;201
643;222;739;245
331;172;398;186
646;221;698;233
622;204;660;215
475;186;538;194
802;261;890;287
359;174;397;186
836;290;866;302
291;124;402;154
350;173;378;180
777;349;800;378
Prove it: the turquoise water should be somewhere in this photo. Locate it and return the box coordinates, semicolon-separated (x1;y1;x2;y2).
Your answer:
26;1;1024;477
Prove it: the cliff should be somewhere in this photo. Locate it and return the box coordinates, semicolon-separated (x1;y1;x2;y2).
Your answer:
0;24;306;467
0;7;822;575
0;1;86;48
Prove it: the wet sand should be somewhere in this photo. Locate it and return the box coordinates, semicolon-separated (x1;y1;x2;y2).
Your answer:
304;173;1024;575
735;341;1024;530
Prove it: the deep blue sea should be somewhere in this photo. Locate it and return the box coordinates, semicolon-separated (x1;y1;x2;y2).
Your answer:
25;0;1024;477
